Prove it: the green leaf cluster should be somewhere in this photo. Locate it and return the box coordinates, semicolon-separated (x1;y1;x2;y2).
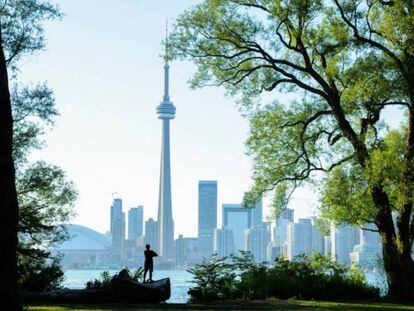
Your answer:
2;0;76;291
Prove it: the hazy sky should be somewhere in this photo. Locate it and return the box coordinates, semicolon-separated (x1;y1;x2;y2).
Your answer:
19;0;404;237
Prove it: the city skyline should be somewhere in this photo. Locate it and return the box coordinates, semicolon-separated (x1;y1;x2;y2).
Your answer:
55;194;381;270
19;0;404;237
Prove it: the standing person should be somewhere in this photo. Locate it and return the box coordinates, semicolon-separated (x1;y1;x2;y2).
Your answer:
143;244;158;283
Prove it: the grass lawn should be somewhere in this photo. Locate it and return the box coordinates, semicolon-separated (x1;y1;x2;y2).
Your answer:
25;299;414;311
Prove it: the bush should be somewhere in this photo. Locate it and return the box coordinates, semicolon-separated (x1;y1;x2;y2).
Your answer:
85;267;145;289
188;252;380;302
266;254;379;300
188;254;239;301
86;271;111;289
18;255;64;292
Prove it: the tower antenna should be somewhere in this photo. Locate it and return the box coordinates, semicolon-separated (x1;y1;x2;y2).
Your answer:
164;19;169;61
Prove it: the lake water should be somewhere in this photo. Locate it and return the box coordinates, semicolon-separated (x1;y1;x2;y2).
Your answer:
62;269;194;303
62;269;387;303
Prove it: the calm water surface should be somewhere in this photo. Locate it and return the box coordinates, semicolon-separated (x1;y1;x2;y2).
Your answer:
62;269;194;303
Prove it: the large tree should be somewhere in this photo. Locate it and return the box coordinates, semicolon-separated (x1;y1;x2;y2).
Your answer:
169;0;414;299
12;83;77;292
0;1;61;309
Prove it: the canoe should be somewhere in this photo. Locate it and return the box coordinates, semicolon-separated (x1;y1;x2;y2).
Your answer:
21;277;171;304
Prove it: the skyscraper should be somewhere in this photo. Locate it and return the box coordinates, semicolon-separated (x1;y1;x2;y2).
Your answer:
214;227;234;258
324;236;331;257
110;198;125;262
156;49;175;261
273;218;291;256
251;200;263;226
286;218;312;260
330;224;360;265
198;180;217;256
145;218;158;251
244;222;270;263
110;198;122;234
280;208;294;222
222;204;251;252
311;217;325;255
128;206;143;240
175;235;202;268
350;224;382;268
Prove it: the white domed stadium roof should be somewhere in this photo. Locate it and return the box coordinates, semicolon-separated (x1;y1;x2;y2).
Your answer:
54;224;111;251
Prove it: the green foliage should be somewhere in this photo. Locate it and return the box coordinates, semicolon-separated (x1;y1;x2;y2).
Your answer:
188;252;379;302
18;254;64;292
168;0;412;215
320;129;407;227
1;0;76;292
86;271;112;290
1;0;62;70
188;254;239;301
266;254;379;300
85;268;145;290
169;2;414;296
13;83;77;291
132;267;144;281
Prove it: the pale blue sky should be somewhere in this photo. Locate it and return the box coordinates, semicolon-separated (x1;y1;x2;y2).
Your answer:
19;0;404;237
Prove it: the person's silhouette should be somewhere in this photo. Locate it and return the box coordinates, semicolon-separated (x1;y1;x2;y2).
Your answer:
143;244;158;283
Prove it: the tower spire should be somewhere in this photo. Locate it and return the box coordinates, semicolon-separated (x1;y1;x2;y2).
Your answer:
163;19;170;102
165;19;168;62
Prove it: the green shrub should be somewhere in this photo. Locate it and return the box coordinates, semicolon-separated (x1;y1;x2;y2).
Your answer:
188;254;240;301
188;252;380;302
86;271;111;289
131;266;144;282
85;267;145;289
266;254;379;300
18;255;64;292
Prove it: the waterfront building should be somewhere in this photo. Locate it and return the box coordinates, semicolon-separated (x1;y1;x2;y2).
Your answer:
324;236;331;257
360;225;381;245
350;242;382;269
286;218;312;260
51;224;111;269
198;180;217;257
273;218;291;257
175;235;202;268
311;217;325;255
244;222;271;263
110;198;125;261
350;225;382;268
280;208;294;222
110;198;122;234
267;241;280;262
214;227;234;257
251;200;263;226
145;218;158;251
156;44;176;262
125;235;145;265
128;206;144;240
331;224;360;265
222;204;251;252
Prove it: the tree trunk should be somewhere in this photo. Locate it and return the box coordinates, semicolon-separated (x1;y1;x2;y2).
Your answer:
373;185;414;300
0;25;20;310
383;248;414;299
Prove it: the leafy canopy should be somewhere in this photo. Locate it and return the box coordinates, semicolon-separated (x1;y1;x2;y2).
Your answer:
169;0;412;228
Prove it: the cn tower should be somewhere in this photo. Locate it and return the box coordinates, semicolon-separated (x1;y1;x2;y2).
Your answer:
156;34;175;261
